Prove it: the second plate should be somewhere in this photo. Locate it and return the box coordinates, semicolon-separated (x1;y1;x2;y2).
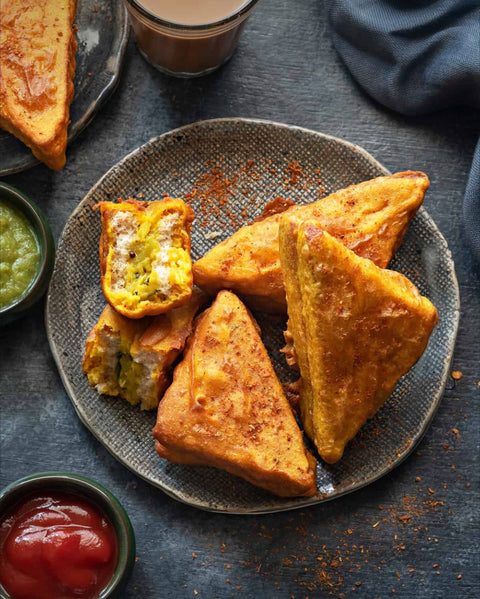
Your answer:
0;0;129;176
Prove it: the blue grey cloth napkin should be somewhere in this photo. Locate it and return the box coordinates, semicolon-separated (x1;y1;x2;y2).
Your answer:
327;0;480;259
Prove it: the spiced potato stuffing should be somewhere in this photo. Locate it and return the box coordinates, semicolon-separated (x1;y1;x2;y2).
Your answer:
84;196;199;410
96;197;194;319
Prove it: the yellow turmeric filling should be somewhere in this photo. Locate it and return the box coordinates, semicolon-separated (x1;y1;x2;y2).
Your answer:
118;353;143;405
120;212;190;303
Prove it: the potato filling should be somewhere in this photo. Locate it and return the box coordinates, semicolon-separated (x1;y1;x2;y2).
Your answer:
117;353;143;406
110;209;188;303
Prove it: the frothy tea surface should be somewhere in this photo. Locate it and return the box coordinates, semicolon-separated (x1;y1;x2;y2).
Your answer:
137;0;250;26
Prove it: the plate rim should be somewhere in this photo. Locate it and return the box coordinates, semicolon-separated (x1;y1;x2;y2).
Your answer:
45;117;461;514
0;2;130;177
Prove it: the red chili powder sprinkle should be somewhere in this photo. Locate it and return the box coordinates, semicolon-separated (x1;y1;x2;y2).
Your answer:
284;161;304;187
179;158;331;233
184;164;239;229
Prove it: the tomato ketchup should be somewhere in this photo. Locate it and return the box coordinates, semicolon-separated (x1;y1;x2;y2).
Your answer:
0;492;118;599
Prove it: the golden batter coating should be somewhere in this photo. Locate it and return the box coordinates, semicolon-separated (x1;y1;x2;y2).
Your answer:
153;290;317;498
193;172;429;312
279;216;438;464
0;0;77;170
82;290;206;410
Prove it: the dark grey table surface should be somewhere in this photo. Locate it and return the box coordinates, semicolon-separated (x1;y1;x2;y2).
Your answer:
1;1;479;597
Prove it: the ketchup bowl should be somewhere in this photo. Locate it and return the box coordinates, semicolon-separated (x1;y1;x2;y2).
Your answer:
0;473;135;599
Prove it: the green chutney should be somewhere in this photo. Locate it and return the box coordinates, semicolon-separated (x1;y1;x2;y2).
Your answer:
0;201;40;309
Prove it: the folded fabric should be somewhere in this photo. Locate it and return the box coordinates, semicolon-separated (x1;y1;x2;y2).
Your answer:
328;0;480;259
464;140;480;257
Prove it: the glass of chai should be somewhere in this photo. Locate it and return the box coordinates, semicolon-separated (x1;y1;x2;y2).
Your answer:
124;0;261;77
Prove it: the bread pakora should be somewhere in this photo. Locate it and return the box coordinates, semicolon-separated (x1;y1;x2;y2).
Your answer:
153;290;317;498
0;0;77;170
96;197;195;319
193;172;429;312
279;215;438;464
83;290;205;410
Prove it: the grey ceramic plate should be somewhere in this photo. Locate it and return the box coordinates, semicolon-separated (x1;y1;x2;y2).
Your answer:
0;0;128;176
46;118;459;514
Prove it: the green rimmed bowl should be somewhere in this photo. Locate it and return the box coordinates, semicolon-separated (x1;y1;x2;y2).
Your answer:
0;472;136;598
0;182;55;325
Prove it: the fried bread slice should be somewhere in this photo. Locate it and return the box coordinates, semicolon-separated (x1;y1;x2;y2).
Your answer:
279;215;438;463
0;0;77;170
193;172;429;312
96;197;194;319
83;290;205;410
153;290;317;497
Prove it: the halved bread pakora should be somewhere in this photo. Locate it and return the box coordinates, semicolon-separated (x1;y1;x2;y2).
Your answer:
279;215;438;464
0;0;77;170
82;290;206;410
193;172;429;312
97;197;194;318
153;290;317;498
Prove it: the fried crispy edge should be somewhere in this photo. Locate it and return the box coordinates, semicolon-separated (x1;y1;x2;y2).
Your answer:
278;213;317;448
131;288;208;409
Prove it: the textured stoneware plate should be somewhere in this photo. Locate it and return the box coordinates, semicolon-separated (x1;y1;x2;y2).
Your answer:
46;119;460;514
0;0;128;176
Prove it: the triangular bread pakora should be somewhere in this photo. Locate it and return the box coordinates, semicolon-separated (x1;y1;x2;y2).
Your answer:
0;0;77;170
153;290;317;497
193;172;429;312
279;215;438;464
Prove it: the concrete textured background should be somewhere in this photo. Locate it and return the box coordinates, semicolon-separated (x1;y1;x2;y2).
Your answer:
1;1;479;597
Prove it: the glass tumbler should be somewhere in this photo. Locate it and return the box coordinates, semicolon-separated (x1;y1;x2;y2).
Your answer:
124;0;260;77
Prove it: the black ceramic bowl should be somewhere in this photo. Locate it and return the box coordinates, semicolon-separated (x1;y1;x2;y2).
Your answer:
0;182;55;325
0;472;136;598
